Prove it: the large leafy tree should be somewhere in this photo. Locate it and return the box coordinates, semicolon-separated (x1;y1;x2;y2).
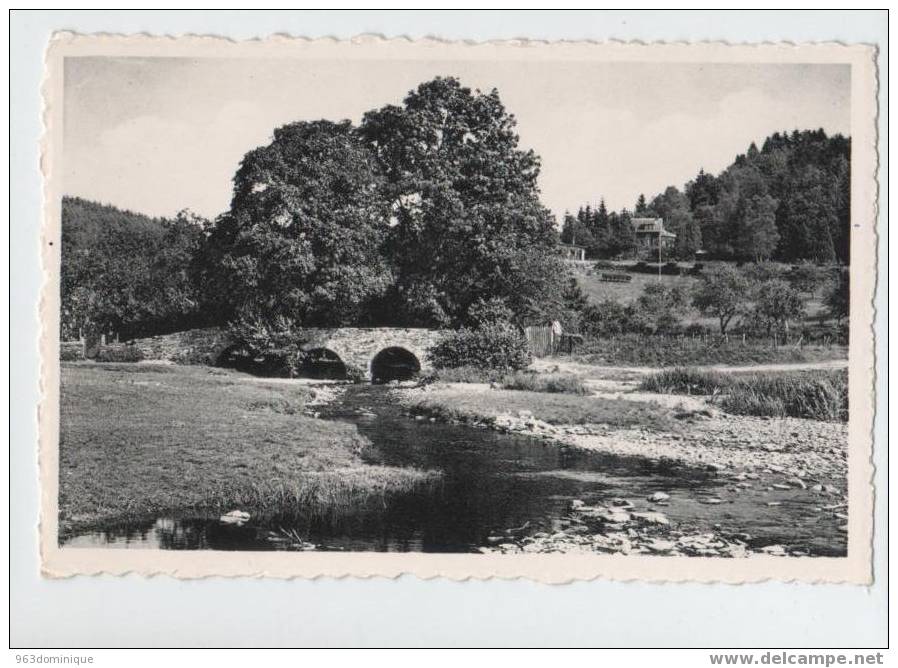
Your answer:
650;186;702;259
776;165;841;262
200;120;393;326
560;209;596;249
692;265;752;334
753;279;806;335
735;194;780;261
359;76;563;326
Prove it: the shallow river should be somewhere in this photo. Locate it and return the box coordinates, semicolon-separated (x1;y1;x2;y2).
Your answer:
64;384;846;555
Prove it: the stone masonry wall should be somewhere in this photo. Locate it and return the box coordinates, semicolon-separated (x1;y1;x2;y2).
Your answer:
126;326;444;377
128;328;235;365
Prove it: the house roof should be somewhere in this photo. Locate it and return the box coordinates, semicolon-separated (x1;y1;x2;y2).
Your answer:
630;217;676;238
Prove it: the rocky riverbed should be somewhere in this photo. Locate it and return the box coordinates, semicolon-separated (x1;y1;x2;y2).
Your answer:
478;496;755;557
393;376;848;556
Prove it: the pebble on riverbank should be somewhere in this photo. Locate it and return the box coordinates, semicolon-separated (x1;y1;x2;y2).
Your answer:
479;498;753;558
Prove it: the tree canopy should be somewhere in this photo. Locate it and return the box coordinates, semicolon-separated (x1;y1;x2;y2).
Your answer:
200;120;393;326
61;197;205;339
568;129;850;263
359;76;563;326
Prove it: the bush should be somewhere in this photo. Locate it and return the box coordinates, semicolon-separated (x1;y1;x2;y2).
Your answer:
60;341;85;361
636;283;687;334
660;261;682;276
825;269;850;323
500;371;589;395
427;323;531;371
683;323;712;337
787;261;826;297
594;260;616;271
96;344;145;363
172;347;217;366
742;261;788;284
687;263;705;276
580;299;646;337
227;315;309;376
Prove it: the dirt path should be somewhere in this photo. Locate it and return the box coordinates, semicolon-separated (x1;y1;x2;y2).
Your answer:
531;357;848;379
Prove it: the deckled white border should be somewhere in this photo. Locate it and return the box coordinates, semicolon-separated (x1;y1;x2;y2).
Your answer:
39;33;878;583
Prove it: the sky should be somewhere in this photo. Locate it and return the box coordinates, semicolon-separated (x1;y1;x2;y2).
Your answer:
63;57;850;222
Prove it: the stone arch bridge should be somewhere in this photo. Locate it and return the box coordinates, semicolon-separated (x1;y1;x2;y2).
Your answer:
300;327;442;379
128;327;444;380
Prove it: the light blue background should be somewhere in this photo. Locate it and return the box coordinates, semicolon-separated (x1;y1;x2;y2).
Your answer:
10;10;888;648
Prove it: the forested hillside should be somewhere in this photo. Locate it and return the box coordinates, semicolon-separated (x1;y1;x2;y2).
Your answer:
61;197;207;339
562;129;850;263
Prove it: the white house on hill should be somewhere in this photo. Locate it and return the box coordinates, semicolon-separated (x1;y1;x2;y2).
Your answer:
631;217;676;256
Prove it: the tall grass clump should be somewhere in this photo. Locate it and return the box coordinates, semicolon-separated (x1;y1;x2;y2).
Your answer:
640;367;847;421
639;368;728;395
721;370;848;422
500;372;589;395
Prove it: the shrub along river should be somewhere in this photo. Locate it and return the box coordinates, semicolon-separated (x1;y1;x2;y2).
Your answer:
63;384;846;556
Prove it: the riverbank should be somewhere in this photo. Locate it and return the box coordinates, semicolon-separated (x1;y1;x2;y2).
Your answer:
397;383;846;475
58;363;437;537
393;370;848;556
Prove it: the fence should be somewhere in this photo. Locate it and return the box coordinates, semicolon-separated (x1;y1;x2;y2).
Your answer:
577;331;847;351
524;325;584;357
524;325;555;357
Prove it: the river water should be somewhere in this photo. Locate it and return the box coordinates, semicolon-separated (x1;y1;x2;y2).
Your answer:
63;384;846;556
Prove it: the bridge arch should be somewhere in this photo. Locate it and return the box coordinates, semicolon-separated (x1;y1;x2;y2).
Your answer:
298;347;348;380
370;346;422;383
215;343;286;377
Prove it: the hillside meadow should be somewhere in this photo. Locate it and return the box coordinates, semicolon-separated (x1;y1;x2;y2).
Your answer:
571;260;832;328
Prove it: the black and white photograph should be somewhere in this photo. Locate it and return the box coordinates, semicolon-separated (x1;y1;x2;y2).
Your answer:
39;35;876;582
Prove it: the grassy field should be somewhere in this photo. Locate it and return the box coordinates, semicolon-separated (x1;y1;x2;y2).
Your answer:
58;363;435;536
408;387;675;430
639;367;848;421
575;268;699;304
